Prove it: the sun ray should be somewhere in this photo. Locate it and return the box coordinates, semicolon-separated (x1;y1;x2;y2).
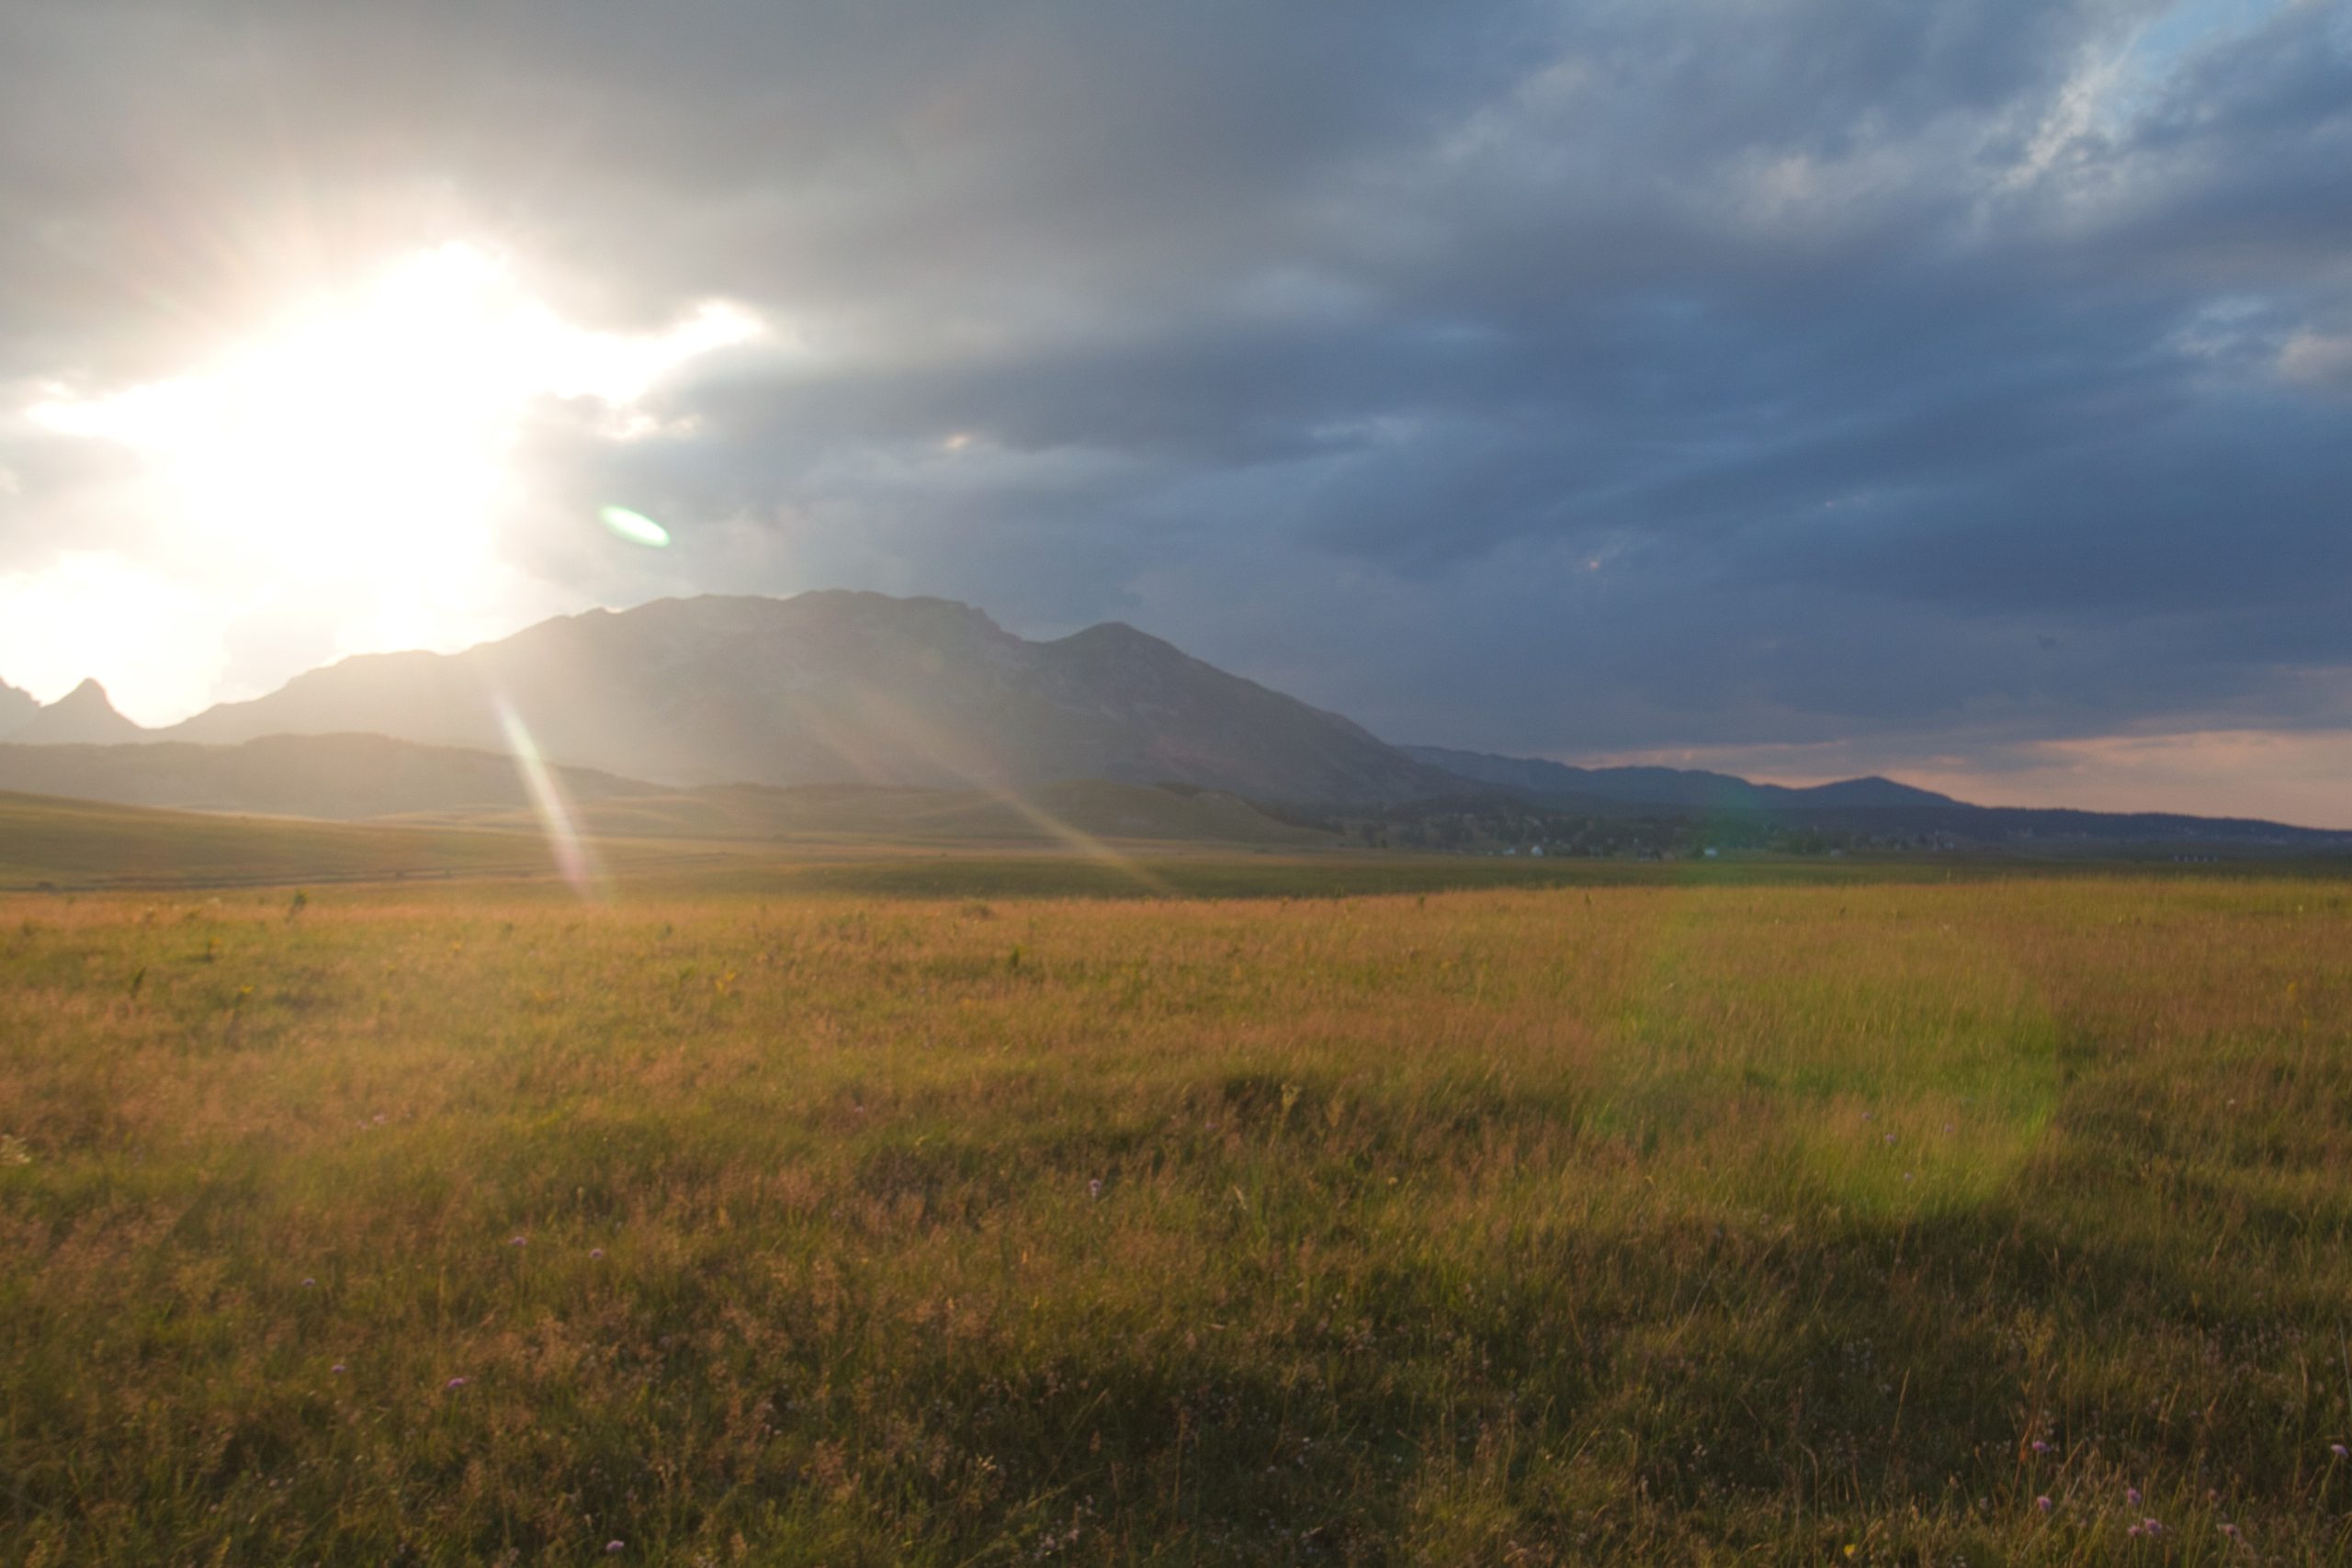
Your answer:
494;695;605;898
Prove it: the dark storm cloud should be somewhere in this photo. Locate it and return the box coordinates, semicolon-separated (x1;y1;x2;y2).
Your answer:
2;0;2348;772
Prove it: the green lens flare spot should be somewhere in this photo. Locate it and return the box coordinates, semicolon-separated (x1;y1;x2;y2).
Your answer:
599;506;671;547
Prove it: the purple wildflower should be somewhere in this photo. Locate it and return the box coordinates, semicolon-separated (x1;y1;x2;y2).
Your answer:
445;1376;468;1391
2035;1495;2052;1513
2333;1443;2350;1459
301;1277;315;1288
605;1541;624;1554
590;1247;605;1259
331;1362;346;1374
2125;1486;2141;1505
509;1235;527;1248
2030;1440;2052;1454
1088;1179;1103;1200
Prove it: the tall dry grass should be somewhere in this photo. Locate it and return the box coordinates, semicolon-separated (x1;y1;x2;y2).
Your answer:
0;872;2346;1562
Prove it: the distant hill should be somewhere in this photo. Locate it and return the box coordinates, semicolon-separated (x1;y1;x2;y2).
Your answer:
1400;744;2348;848
1403;745;1960;813
0;733;655;820
0;733;1329;849
166;592;1456;803
427;778;1331;849
9;679;147;746
1758;801;2351;849
0;789;578;890
0;681;36;739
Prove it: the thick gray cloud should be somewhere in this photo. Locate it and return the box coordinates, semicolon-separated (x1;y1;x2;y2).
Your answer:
1;0;2347;812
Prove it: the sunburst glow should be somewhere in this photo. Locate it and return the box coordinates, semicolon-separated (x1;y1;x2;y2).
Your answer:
25;242;759;666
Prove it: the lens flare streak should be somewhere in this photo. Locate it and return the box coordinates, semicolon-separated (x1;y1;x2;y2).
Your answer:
495;697;603;897
821;685;1173;895
599;506;671;547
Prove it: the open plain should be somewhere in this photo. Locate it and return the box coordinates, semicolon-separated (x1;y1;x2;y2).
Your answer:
3;835;2347;1563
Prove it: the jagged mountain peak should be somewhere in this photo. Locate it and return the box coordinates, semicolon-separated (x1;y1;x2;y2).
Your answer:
8;678;147;746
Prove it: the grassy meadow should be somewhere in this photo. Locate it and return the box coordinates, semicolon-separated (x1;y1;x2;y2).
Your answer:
0;792;735;894
2;860;2349;1563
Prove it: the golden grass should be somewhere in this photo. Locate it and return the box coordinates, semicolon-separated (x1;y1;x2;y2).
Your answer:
0;871;2346;1562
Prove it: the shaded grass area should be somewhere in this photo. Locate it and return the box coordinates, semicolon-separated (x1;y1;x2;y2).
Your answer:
0;791;699;892
418;777;1333;851
648;850;2276;902
704;852;1912;900
1;875;2349;1562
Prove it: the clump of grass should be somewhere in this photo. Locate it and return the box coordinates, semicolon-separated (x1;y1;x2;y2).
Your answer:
0;873;2347;1562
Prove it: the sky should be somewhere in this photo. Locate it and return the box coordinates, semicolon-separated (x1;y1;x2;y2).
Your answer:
0;1;2346;825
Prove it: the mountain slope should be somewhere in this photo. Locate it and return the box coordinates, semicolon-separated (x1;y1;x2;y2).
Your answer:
1403;744;1960;813
11;679;148;746
0;789;651;891
0;733;657;820
0;734;1326;848
167;592;1456;802
0;681;35;739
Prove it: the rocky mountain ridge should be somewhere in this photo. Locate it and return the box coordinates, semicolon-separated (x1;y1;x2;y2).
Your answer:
1;679;144;746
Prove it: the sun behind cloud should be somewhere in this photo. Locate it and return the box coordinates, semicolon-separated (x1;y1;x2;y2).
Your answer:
7;243;762;722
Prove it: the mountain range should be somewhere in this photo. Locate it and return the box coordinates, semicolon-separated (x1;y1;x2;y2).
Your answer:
1;590;2344;849
1395;744;2341;849
1399;745;1961;816
158;592;1455;802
